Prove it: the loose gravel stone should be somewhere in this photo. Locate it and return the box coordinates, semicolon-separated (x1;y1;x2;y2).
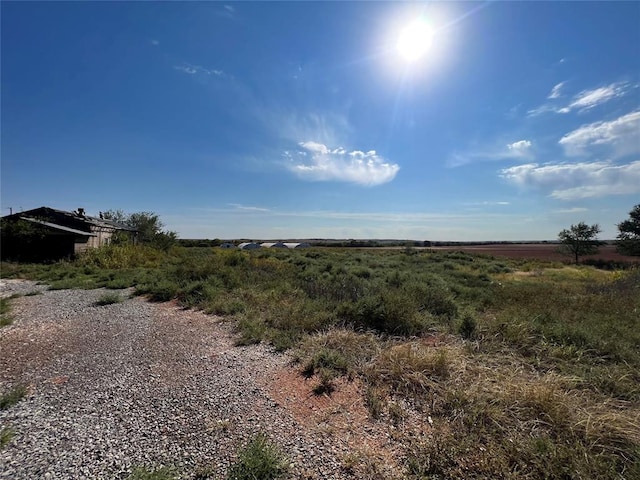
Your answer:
0;283;361;479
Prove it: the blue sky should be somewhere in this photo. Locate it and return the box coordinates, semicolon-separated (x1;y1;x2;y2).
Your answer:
2;1;639;240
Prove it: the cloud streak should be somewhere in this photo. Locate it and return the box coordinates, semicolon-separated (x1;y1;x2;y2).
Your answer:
547;81;565;99
449;139;533;167
559;83;627;113
285;141;399;186
529;81;632;116
501;160;640;200
174;63;225;77
227;203;271;212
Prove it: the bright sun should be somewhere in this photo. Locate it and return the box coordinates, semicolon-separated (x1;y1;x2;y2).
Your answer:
397;20;433;62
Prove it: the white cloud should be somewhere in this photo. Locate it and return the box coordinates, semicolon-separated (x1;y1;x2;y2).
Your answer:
463;201;510;206
224;5;235;12
559;110;640;157
449;139;533;167
174;63;224;77
501;160;640;200
548;81;565;99
286;142;400;186
562;83;627;113
227;203;271;212
554;207;588;214
529;81;632;117
150;39;159;46
506;140;532;157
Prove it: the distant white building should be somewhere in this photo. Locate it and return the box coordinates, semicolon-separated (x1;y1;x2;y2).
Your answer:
238;242;261;250
284;242;310;249
260;242;287;248
219;242;235;249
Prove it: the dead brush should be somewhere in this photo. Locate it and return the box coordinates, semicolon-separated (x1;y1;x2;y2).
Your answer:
296;328;380;380
366;342;465;397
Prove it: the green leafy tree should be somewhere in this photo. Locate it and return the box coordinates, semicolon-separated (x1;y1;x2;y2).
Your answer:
616;204;640;256
126;212;164;244
102;210;177;249
558;222;603;264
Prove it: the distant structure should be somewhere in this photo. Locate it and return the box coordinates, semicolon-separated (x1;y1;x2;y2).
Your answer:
1;206;136;261
238;242;261;250
260;242;287;248
284;242;310;249
219;242;235;249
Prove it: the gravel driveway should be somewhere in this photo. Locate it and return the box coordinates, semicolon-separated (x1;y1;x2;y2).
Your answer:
0;281;367;479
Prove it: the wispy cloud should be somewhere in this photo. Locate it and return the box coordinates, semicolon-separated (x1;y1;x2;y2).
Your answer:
216;4;237;19
268;111;352;148
463;201;510;206
449;139;533;167
501;160;640;200
547;81;565;99
554;207;588;214
285;141;400;186
227;203;271;212
559;83;628;113
529;81;632;117
149;39;160;46
174;63;225;77
559;110;640;157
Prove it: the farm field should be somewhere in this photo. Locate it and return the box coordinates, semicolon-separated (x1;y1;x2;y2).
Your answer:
427;243;638;264
1;245;639;479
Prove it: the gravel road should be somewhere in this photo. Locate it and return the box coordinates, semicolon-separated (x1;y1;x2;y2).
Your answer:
0;281;370;479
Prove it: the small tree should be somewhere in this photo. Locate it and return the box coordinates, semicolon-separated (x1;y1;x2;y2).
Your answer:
558;222;603;264
616;204;640;256
102;210;177;249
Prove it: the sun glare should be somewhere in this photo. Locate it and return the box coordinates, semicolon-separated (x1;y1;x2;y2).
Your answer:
397;20;433;62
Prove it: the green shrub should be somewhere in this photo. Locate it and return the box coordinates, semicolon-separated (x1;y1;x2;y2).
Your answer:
0;384;27;410
95;292;123;306
302;347;349;378
235;315;267;346
0;298;13;327
126;467;177;480
226;433;289;480
0;427;15;450
338;290;429;336
458;314;477;340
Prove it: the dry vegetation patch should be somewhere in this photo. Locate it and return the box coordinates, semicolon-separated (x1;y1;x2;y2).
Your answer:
3;246;638;478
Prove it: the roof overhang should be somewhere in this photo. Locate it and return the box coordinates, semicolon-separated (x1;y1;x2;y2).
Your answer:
21;217;97;237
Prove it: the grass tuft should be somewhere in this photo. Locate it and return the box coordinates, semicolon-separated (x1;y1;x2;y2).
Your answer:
0;427;15;450
226;433;289;480
94;292;123;306
126;467;177;480
0;384;27;410
0;297;13;327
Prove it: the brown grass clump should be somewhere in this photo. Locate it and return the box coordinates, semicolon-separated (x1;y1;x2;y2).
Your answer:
365;342;464;397
397;352;640;479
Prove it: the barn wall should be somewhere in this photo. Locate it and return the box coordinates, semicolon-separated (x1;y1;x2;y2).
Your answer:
87;228;115;248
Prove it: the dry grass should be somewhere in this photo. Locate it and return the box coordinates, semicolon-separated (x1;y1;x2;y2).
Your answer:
5;247;638;478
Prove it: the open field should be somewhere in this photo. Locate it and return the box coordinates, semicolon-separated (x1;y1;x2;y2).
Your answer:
427;243;639;264
1;245;639;479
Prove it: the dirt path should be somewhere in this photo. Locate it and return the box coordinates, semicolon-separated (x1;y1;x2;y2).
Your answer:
0;283;398;479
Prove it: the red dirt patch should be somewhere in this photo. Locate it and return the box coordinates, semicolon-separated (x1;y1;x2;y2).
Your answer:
264;366;406;478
